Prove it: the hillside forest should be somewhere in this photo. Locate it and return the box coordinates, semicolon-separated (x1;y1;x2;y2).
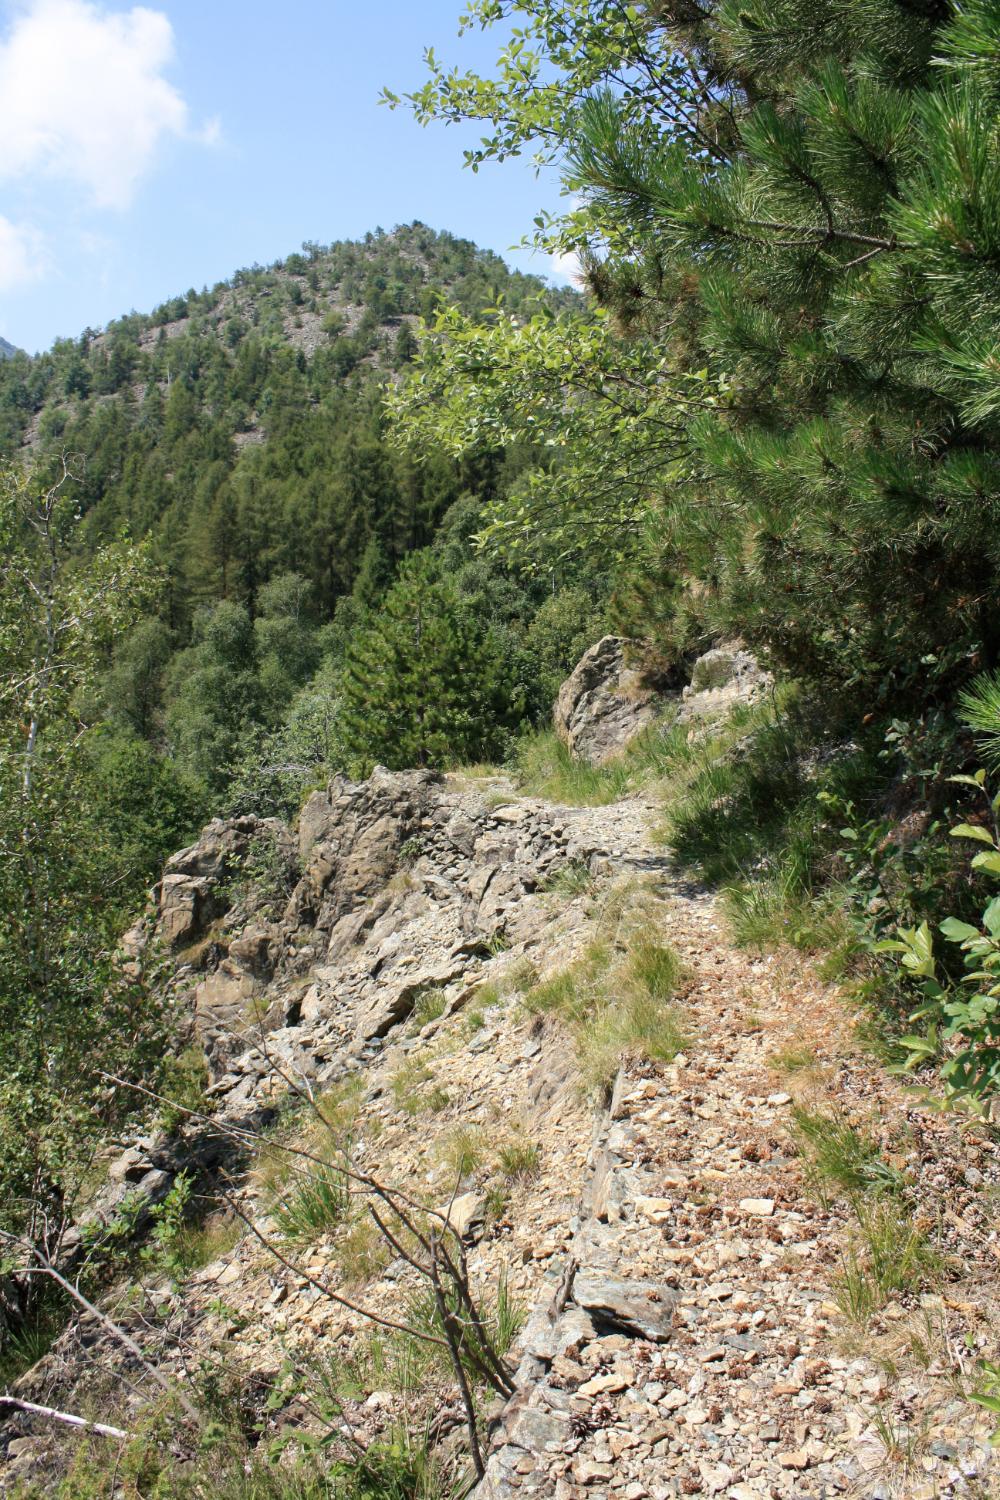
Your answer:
4;0;1000;1490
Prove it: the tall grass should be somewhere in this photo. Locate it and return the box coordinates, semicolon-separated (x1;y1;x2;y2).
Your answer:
514;732;634;805
0;1288;69;1386
356;1270;524;1396
835;1201;942;1325
272;1159;352;1245
791;1107;905;1204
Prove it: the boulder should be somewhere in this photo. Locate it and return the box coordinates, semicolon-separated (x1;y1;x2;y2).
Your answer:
677;641;771;723
553;636;665;766
286;768;440;937
193;967;258;1060
164;815;263;883
554;637;772;766
148;815;295;951
443;1191;487;1242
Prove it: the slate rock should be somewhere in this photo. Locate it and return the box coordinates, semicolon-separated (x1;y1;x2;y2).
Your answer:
572;1270;677;1341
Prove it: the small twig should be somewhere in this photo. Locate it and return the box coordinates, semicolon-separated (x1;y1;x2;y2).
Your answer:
429;1233;484;1480
0;1396;129;1441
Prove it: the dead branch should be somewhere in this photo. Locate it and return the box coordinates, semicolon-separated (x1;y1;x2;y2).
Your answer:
0;1396;129;1441
0;1231;199;1425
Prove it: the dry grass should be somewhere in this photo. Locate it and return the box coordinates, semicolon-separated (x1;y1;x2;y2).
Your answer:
435;1125;486;1181
523;924;688;1098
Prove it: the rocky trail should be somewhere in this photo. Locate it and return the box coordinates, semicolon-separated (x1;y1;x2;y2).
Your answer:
3;768;1000;1498
479;797;999;1500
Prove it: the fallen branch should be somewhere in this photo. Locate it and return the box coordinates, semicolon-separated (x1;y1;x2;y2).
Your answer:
0;1231;200;1426
0;1396;129;1441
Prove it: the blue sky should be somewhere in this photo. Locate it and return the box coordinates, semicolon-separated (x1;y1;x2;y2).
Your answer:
0;0;571;354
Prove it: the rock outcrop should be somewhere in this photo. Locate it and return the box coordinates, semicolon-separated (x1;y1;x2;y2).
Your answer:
677;641;772;724
554;637;772;766
554;636;668;765
122;766;641;1124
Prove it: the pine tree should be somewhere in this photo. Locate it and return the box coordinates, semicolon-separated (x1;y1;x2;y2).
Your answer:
392;0;1000;701
339;552;520;771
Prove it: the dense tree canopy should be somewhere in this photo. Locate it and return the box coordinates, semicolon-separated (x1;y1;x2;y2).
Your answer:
388;0;1000;703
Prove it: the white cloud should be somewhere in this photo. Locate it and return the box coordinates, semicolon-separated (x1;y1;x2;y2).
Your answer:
550;246;584;285
0;215;46;290
0;0;211;210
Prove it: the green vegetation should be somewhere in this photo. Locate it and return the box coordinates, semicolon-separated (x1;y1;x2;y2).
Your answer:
356;1270;523;1397
525;929;686;1096
378;0;1000;1119
391;2;1000;703
497;1139;541;1183
0;227;602;1316
791;1108;905;1205
790;1102;941;1330
11;0;1000;1483
515;733;633;807
389;1056;449;1116
408;985;448;1033
51;1398;467;1500
835;1201;943;1328
0;469;194;1266
271;1160;352;1246
435;1126;487;1181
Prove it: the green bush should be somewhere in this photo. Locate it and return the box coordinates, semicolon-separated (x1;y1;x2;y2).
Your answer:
878;771;1000;1110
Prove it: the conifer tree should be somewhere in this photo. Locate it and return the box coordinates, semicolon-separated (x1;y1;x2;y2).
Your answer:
339;552;520;771
390;0;1000;701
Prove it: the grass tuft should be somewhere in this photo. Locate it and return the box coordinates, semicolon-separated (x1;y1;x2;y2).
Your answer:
498;1139;541;1182
332;1216;391;1288
791;1107;905;1203
523;932;686;1097
835;1200;942;1327
436;1126;486;1182
272;1160;351;1245
409;986;447;1033
515;732;633;806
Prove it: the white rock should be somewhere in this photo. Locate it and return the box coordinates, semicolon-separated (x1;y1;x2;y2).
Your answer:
739;1197;775;1216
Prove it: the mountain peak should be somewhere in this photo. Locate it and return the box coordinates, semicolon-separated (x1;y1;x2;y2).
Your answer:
0;336;19;360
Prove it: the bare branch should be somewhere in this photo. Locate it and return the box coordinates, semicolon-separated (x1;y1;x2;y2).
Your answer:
0;1396;129;1441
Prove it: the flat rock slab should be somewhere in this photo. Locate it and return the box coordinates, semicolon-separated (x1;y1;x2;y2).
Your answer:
572;1270;676;1342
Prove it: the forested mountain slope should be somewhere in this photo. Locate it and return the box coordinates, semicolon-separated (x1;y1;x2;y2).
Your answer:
0;224;573;621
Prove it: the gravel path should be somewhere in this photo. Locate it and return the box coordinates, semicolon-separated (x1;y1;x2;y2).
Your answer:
480;793;999;1500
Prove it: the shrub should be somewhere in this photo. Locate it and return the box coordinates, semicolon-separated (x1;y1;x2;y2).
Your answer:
877;768;1000;1111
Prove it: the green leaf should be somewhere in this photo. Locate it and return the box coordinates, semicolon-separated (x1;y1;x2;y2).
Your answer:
972;851;1000;876
951;823;997;845
940;917;982;942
